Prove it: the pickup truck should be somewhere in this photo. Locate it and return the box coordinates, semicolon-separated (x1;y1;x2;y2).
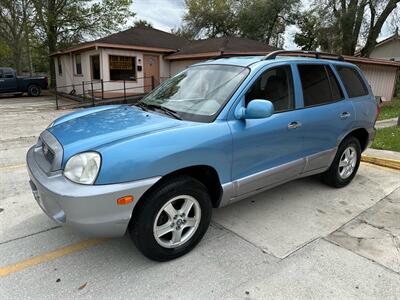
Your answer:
0;67;48;97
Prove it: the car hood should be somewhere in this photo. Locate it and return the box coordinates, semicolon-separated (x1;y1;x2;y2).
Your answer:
47;105;183;161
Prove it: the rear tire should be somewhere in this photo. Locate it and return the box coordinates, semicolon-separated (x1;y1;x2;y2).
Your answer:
28;85;41;97
321;136;361;188
129;175;212;261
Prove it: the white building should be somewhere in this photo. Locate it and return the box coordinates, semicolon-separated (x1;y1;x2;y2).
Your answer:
52;26;400;101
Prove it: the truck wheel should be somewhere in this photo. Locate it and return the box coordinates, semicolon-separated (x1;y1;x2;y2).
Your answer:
129;175;212;261
321;136;361;188
28;85;41;97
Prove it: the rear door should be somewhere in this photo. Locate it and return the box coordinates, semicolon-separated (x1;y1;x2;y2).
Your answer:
296;63;355;173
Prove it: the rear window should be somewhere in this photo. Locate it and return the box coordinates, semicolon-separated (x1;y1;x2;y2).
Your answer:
335;66;369;98
298;64;343;107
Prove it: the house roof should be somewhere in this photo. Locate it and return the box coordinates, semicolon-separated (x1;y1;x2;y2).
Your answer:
165;37;278;60
50;26;189;56
94;26;188;50
374;31;399;48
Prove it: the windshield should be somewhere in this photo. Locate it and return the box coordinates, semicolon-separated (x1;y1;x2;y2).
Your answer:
139;64;249;122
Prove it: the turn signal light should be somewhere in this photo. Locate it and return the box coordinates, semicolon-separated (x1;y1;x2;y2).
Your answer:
117;195;134;205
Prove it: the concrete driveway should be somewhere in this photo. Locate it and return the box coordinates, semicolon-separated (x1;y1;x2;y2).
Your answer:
1;95;399;299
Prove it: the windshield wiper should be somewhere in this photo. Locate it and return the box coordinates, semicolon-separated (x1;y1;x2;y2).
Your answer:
146;104;182;120
134;102;149;111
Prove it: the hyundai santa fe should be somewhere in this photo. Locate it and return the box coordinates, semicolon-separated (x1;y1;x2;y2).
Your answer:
27;51;378;261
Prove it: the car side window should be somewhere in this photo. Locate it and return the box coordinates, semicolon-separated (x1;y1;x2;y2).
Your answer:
335;66;369;98
298;64;343;107
4;70;13;78
245;65;294;113
0;70;3;78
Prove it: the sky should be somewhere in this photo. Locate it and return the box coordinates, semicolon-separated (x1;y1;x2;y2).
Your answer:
131;0;398;49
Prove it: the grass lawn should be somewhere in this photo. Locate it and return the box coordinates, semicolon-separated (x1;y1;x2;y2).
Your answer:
378;97;400;120
371;126;400;152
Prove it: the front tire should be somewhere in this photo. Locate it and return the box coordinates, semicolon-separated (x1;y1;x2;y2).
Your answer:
129;176;212;261
321;136;361;188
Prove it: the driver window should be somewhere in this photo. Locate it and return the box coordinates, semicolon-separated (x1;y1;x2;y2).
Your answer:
245;65;294;113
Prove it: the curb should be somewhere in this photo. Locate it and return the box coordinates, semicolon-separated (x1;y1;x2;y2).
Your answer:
361;155;400;171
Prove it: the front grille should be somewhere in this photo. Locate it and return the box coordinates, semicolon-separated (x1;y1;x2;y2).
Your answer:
42;142;55;164
35;130;63;173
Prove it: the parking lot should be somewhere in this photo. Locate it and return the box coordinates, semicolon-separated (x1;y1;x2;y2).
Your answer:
1;95;400;299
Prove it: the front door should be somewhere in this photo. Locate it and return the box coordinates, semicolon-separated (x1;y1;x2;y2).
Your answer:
143;55;160;92
91;55;100;80
230;65;305;197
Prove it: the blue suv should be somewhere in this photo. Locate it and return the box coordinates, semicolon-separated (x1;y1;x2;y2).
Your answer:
27;51;378;261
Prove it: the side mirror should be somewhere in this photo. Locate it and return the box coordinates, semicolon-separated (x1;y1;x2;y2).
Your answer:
236;99;274;119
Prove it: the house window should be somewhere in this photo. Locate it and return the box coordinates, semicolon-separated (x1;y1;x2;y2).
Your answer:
57;57;62;75
75;54;82;75
109;55;136;81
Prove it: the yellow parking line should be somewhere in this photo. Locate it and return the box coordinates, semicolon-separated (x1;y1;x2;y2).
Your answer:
0;238;107;277
0;163;26;172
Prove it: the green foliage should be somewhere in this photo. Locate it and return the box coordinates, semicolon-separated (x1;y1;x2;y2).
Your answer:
237;0;299;46
294;8;340;52
0;41;12;66
371;125;400;152
134;19;153;28
378;97;400;120
179;0;299;46
0;0;134;78
182;0;239;38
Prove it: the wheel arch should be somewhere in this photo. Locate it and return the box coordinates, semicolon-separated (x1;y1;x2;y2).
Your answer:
130;165;223;221
338;127;369;152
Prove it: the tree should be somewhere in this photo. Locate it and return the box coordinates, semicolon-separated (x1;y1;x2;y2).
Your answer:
237;0;299;46
182;0;238;38
133;19;153;28
294;0;400;56
0;0;33;73
294;7;341;52
361;0;400;56
178;0;299;46
32;0;135;87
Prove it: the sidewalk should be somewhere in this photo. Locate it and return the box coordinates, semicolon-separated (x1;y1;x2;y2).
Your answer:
375;117;398;129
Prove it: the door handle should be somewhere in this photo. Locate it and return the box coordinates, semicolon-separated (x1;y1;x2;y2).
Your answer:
288;121;302;129
340;112;351;119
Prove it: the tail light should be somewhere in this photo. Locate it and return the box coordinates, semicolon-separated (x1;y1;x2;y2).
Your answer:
44;76;48;87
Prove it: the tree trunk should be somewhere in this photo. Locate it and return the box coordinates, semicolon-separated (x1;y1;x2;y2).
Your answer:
47;0;57;88
361;0;399;57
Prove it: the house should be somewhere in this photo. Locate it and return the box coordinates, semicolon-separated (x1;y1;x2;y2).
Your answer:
50;26;276;97
51;26;400;101
369;30;400;61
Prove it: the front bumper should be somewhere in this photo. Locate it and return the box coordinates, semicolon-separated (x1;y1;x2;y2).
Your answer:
27;146;160;237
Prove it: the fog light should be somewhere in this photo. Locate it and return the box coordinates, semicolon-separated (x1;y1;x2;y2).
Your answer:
117;195;134;205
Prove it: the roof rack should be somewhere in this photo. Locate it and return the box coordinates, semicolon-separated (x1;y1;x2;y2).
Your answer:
263;50;344;61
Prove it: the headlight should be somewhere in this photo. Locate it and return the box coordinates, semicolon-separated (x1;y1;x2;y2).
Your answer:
64;152;101;184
